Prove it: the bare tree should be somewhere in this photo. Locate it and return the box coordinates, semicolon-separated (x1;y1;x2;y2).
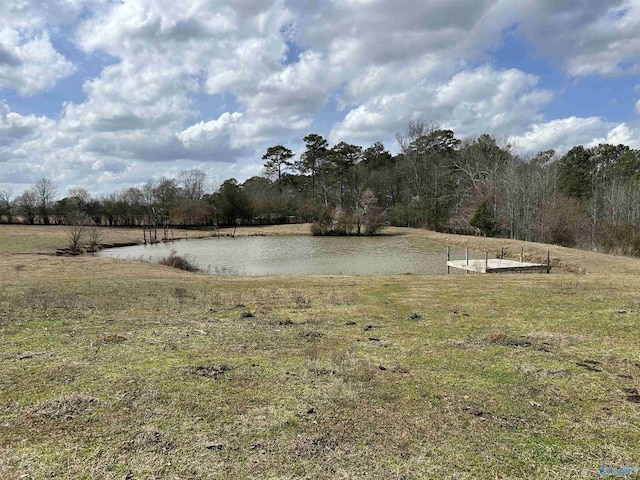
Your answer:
178;168;208;203
67;187;92;205
88;222;104;251
14;190;37;224
396;119;440;154
0;187;13;223
177;169;209;225
66;210;88;253
32;177;57;224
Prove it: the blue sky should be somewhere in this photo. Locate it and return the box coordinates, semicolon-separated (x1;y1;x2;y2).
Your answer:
1;0;640;197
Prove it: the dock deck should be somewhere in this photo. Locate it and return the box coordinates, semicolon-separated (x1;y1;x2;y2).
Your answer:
447;258;549;274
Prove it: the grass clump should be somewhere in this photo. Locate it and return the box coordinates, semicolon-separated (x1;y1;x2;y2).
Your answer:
31;393;98;420
187;364;231;379
158;249;199;272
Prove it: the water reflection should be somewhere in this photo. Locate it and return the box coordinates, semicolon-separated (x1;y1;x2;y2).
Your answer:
97;235;484;276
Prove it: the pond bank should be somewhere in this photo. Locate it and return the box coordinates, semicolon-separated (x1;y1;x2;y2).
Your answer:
2;223;638;275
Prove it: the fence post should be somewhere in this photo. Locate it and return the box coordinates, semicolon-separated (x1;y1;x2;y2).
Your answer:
447;247;450;274
520;246;524;263
547;250;550;274
485;252;488;273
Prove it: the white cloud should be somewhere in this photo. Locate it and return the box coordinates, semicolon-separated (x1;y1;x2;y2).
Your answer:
244;51;338;117
239;162;265;179
507;117;640;155
508;117;607;155
601;122;640;149
0;102;54;147
3;0;640;195
331;65;553;147
0;29;75;96
178;112;243;149
0;0;90;95
512;0;640;77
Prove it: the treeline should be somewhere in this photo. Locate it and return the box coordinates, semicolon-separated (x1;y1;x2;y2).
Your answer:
2;120;640;252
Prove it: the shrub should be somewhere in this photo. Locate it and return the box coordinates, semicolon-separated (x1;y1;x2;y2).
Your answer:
88;224;104;251
469;200;497;237
332;208;354;235
361;205;385;235
310;205;385;236
65;207;88;253
310;221;330;236
535;194;590;247
158;249;199;272
595;223;640;256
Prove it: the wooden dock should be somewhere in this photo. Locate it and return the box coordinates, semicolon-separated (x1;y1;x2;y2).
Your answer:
447;247;550;274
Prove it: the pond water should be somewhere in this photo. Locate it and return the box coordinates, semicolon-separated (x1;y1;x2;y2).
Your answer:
96;235;487;276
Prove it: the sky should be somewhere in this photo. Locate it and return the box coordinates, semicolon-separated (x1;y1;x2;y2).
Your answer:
2;0;640;198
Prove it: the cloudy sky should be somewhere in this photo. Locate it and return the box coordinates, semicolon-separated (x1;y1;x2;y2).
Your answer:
2;0;640;197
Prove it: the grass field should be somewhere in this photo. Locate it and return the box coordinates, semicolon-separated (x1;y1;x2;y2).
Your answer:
1;224;639;479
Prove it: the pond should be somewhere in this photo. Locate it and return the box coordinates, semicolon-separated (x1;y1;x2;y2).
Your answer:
96;235;487;276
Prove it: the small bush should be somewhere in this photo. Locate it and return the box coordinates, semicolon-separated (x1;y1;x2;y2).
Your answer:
310;221;330;236
362;205;385;235
486;331;508;343
88;224;104;251
310;205;385;236
535;194;589;247
470;200;497;236
158;249;199;272
595;223;640;256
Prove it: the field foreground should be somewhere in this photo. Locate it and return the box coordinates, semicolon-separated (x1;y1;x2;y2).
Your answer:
1;225;639;479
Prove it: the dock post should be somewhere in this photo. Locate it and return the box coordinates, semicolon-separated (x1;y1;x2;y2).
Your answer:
485;252;488;273
447;247;450;274
547;250;550;274
500;247;504;259
465;249;469;265
520;246;524;263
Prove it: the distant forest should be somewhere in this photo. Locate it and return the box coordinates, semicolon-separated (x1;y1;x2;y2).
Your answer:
2;120;640;254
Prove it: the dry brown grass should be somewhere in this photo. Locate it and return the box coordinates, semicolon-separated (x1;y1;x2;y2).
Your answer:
390;226;640;276
0;224;219;254
216;223;311;237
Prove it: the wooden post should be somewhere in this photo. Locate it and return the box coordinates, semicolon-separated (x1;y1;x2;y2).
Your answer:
547;250;550;274
485;252;488;273
520;246;524;263
500;247;504;260
447;247;450;274
465;249;469;274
